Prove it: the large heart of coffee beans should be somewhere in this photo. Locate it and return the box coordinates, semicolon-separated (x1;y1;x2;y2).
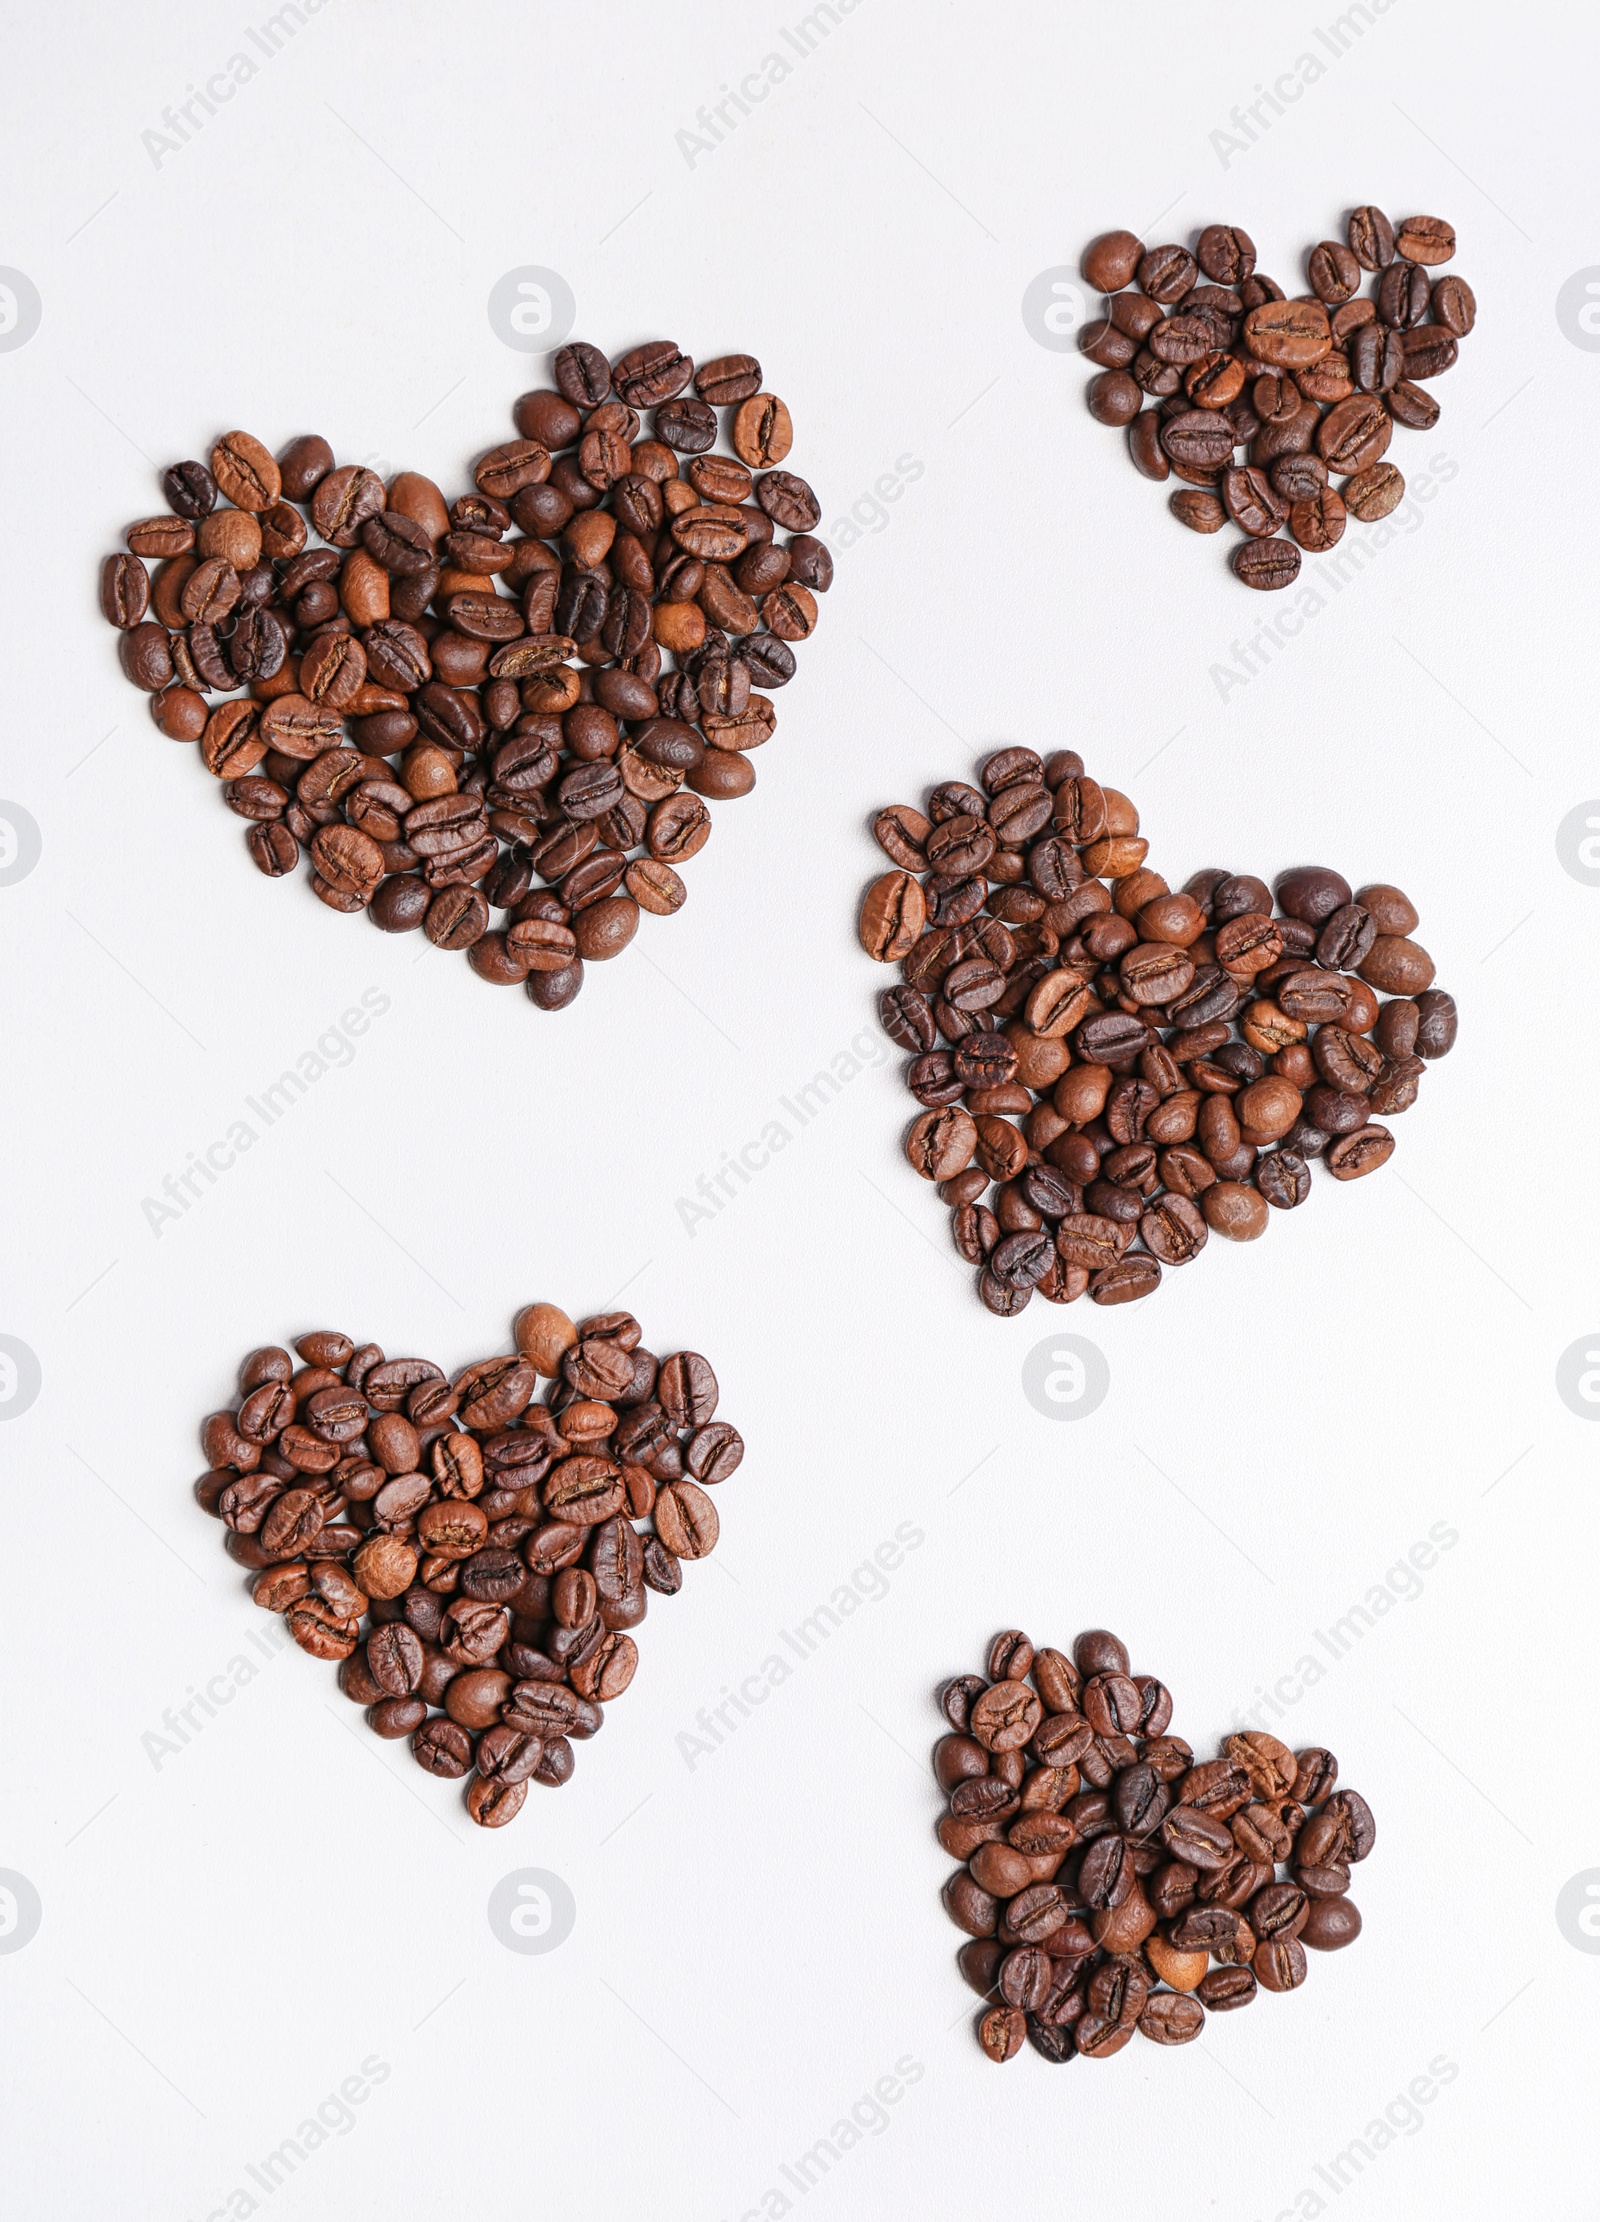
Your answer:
1078;210;1475;588
99;341;829;1007
859;747;1457;1313
195;1304;743;1827
938;1628;1374;2063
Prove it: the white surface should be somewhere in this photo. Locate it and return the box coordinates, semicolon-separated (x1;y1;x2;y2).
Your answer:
1;3;1595;2216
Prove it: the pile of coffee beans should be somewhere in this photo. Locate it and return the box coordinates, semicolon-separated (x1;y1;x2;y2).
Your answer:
861;748;1456;1315
937;1628;1374;2063
195;1305;740;1826
99;343;829;1007
1078;211;1475;587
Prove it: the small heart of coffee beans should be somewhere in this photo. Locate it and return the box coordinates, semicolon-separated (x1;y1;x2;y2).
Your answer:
196;1305;742;1825
864;750;1455;1315
101;345;830;1010
939;1626;1374;2062
1079;209;1475;586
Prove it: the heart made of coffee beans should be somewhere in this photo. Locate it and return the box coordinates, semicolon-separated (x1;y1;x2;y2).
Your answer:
195;1304;743;1828
1078;210;1475;588
938;1627;1374;2062
99;340;830;1006
860;746;1457;1312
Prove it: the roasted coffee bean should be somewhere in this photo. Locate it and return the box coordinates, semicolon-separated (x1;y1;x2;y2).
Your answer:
1378;260;1433;328
1325;1125;1394;1179
1197;1966;1257;2011
1139;244;1199;302
1254;1935;1308;1992
1244;297;1331;367
1431;274;1476;337
1223;465;1286;539
1139;1991;1204;2044
1161;410;1235;469
1395;215;1455;264
1233;538;1301;590
1347;206;1396;269
163;458;218;517
1270;452;1328;501
1410;988;1457;1058
1350;321;1405;393
1290;486;1346;552
1308;240;1361;303
102;553;151;628
1171;489;1226;533
1255;1150;1311;1209
1302;1896;1362;1950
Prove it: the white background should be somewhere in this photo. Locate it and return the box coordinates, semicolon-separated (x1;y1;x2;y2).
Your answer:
1;3;1596;2217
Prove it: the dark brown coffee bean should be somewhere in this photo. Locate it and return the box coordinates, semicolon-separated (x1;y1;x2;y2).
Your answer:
1232;539;1301;590
611;340;692;408
1254;1934;1308;1992
1302;1896;1362;1950
1160;410;1235;468
1378;260;1432;328
1138;244;1198;302
684;351;757;404
1289;487;1346;552
1197;1966;1257;2011
1308;241;1361;303
1196;225;1255;284
1139;1991;1204;2045
119;621;174;692
1222;465;1286;538
1431;275;1476;336
1386;369;1441;424
1325;1125;1395;1179
101;553;151;628
1269;452;1328;501
1400;324;1459;379
1350;322;1405;392
1412;988;1457;1058
1347;206;1396;270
